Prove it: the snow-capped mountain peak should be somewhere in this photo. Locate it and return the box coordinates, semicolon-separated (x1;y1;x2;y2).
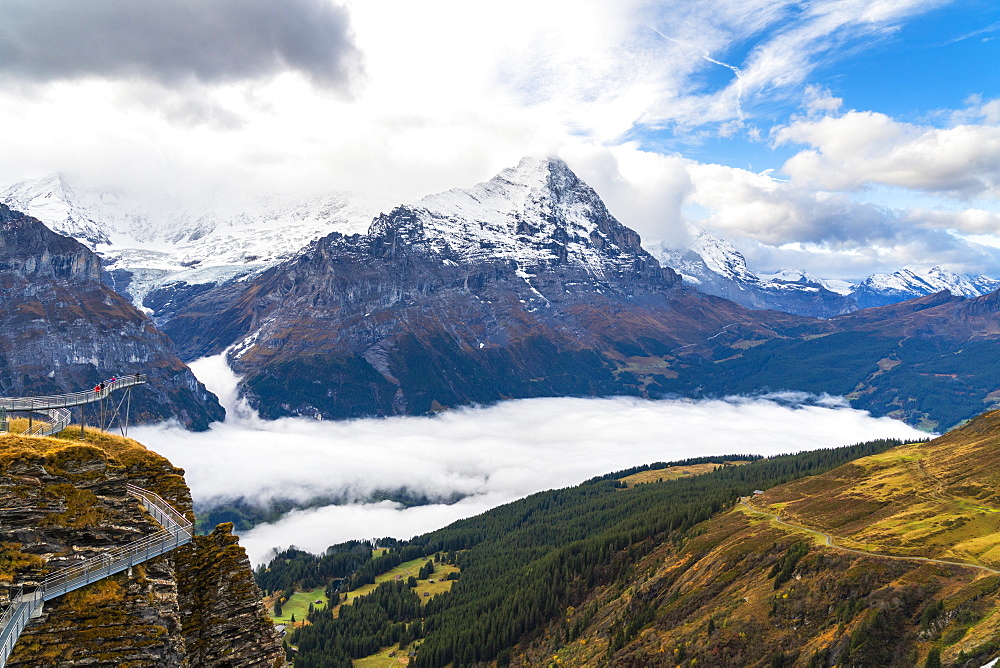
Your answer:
859;265;1000;300
400;156;647;279
648;224;856;317
686;227;757;283
2;173;110;247
0;173;379;311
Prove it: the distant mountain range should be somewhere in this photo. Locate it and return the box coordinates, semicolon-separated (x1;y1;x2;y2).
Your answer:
652;225;1000;317
6;172;998;322
161;157;785;419
4;160;1000;430
0;174;377;318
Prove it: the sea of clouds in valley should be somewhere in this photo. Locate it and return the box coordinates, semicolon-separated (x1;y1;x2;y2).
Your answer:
131;352;927;565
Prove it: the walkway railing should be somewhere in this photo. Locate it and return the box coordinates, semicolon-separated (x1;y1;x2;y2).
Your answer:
0;484;192;667
20;408;72;438
0;589;39;668
0;374;147;437
0;375;147;412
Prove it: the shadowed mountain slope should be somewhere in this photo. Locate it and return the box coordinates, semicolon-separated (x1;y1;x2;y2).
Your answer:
154;158;1000;429
0;204;223;430
661;290;1000;430
162;158;805;420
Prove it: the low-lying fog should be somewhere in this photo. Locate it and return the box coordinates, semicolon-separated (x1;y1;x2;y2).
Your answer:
131;353;926;565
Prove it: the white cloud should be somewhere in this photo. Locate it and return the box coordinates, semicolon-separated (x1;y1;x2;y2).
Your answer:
131;353;926;565
663;158;1000;277
0;1;954;202
0;1;993;282
802;85;843;116
776;108;1000;197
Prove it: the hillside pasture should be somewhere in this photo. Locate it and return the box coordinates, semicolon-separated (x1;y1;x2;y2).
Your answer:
620;460;749;488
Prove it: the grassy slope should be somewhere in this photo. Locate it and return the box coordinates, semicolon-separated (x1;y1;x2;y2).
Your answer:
620;461;748;488
266;584;330;625
328;558;459;665
757;410;1000;565
514;411;1000;667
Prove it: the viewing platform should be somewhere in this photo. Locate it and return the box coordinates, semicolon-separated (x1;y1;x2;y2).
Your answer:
0;374;147;436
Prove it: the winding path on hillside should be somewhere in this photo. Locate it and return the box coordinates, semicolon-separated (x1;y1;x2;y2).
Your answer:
915;460;1000;516
739;498;1000;576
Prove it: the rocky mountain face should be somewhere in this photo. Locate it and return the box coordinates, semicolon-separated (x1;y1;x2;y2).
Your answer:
8;171;1000;324
0;204;224;430
1;174;376;318
653;227;855;318
10;160;1000;430
0;428;284;667
162;157;805;419
156;159;1000;429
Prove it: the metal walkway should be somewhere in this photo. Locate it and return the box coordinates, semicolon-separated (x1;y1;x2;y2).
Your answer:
0;483;193;667
0;374;147;437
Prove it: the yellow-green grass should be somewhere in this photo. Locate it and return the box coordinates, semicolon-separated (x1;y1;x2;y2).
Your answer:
353;645;414;667
0;422;191;520
336;558;459;610
412;562;459;600
266;585;328;625
753;413;1000;567
1;421;171;471
342;560;460;664
620;461;748;488
733;503;828;548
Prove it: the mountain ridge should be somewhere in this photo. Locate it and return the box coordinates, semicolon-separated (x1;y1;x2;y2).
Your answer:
1;173;377;315
653;225;1000;318
160;159;824;420
155;160;1000;429
0;203;224;430
8;169;999;322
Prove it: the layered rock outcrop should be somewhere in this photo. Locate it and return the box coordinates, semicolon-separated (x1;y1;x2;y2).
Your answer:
0;429;283;667
0;204;223;430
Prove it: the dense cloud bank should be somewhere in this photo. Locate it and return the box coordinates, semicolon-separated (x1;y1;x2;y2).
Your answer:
0;0;360;88
131;354;925;565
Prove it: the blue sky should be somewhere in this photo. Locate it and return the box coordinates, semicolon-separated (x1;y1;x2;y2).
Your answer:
0;0;998;280
637;0;1000;171
821;1;1000;119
